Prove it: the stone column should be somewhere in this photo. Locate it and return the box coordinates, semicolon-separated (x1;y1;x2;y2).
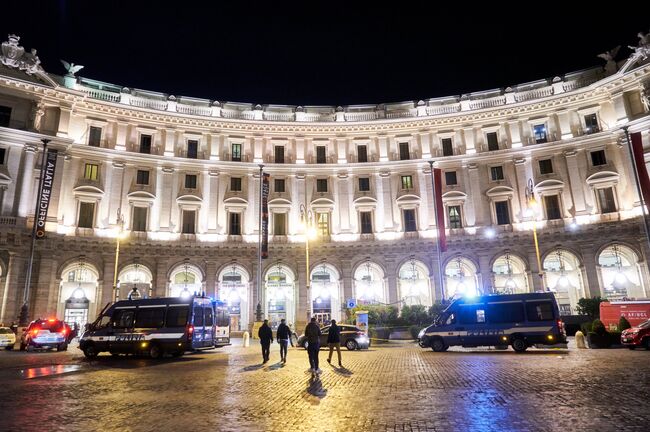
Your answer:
514;158;529;221
507;120;522;147
377;134;389;162
385;260;398;304
337;173;351;232
556;110;574;139
159;167;174;231
17;145;37;218
155;259;169;298
380;171;394;231
582;250;602;298
462;127;476;154
33;257;57;318
208;170;220;231
611;92;629;125
115;121;129;152
467;164;481;226
529;250;544;292
56;106;72;138
0;254;21;323
564;150;588;215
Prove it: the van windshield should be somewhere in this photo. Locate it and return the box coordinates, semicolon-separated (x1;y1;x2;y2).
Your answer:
638;320;650;329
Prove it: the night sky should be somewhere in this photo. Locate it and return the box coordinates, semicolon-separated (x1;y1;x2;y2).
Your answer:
2;2;650;106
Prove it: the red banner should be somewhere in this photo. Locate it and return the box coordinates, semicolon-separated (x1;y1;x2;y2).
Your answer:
433;168;447;252
261;173;270;259
631;132;650;212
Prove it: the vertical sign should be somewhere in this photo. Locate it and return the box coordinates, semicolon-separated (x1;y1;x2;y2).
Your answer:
261;173;270;258
36;149;58;238
355;310;369;336
433;168;447;252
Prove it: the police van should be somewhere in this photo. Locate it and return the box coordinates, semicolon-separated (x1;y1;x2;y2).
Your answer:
79;296;223;359
418;292;566;353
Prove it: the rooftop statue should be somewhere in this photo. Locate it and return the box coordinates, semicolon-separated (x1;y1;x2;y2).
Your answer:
60;60;84;77
628;30;650;61
0;34;44;75
597;46;620;75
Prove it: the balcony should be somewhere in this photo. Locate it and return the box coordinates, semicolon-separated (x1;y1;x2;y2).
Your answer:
176;149;206;159
222;152;251;162
397;187;420;200
391;151;419;161
348;154;378;163
307;155;336;164
264;154;294;164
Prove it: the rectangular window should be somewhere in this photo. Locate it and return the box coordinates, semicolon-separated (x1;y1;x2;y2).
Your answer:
317;212;330;236
584;113;600;133
495;201;511;225
231;143;242;161
185;174;197;189
229;212;241;235
193;306;204;326
274;213;287;235
136;170;149;185
274;146;285;163
316;178;328;193
230;177;242;192
88;126;102;147
78;202;95;228
139;134;152;154
442;138;453;156
533;124;547;143
597;187;617;214
0;148;6;165
357;145;368;162
539;159;553;175
274;179;285;193
166;306;189;327
111;309;135;328
459;306;486;324
487;302;525;323
401;175;413;189
591;150;607;166
399;142;410;160
403;209;417;232
544;195;562;220
486;132;499;151
204;307;213;326
136;307;165;328
448;205;462;229
84;163;99;181
490;166;504;181
181;210;196;234
358;177;370;191
187;140;198;159
445;171;457;186
525;301;555;321
316;146;327;163
132;206;148;232
360;211;373;234
0;106;11;127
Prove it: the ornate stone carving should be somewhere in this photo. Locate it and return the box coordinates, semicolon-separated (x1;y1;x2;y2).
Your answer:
60;59;84;77
641;83;650;112
628;31;650;62
31;101;45;132
0;35;44;75
597;46;620;75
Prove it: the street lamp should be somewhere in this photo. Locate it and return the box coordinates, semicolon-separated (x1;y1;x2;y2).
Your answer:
112;208;126;302
524;179;544;289
300;203;317;320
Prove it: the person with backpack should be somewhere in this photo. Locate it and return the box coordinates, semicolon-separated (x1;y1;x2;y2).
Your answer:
276;318;292;363
304;317;322;375
258;319;273;363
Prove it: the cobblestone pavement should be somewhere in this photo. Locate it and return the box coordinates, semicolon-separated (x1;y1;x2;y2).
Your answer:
0;339;649;432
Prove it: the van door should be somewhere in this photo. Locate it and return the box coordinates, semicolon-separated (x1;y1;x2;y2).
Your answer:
109;307;136;353
192;304;205;349
203;306;214;348
458;304;487;347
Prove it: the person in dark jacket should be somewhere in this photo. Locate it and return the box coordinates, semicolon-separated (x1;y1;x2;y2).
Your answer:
258;319;273;363
276;319;292;363
326;319;342;367
304;317;322;375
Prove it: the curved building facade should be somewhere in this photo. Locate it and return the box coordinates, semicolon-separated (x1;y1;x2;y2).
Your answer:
0;34;650;330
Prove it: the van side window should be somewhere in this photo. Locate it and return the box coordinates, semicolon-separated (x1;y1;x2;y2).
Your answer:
204;307;213;326
526;301;554;321
459;306;486;324
136;307;165;328
96;315;111;329
445;313;456;325
488;302;525;323
166;307;189;327
112;310;135;328
217;310;230;327
194;306;204;326
476;309;486;323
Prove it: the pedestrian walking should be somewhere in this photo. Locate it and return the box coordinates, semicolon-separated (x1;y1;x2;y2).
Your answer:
304;317;322;375
258;319;273;363
10;321;18;335
326;319;342;367
276;318;292;363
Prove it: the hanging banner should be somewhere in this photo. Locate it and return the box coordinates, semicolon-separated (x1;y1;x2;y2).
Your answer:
630;132;650;211
433;168;447;252
261;173;270;258
36;149;58;238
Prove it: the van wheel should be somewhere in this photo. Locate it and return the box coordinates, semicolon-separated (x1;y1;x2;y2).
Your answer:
57;343;68;352
172;350;184;358
512;337;527;353
628;346;636;350
83;344;98;359
345;340;358;351
149;344;162;359
431;338;448;352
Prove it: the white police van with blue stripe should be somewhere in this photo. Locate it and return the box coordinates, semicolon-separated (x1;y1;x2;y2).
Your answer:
79;296;224;359
418;292;567;353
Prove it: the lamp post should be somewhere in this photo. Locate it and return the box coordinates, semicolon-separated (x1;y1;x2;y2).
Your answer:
524;179;544;289
112;208;125;302
300;203;316;320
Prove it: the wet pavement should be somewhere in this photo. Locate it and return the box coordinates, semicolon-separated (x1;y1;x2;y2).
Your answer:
0;339;648;431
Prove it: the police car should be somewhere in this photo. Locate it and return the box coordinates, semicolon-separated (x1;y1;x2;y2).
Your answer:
418;292;567;353
79;296;221;359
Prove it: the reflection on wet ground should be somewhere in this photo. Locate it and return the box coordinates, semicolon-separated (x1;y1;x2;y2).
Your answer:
20;364;83;379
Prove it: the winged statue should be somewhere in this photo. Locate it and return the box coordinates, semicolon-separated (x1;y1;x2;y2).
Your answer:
597;46;620;75
60;59;84;76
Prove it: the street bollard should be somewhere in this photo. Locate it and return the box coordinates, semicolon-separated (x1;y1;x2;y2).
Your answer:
575;330;586;349
243;331;250;347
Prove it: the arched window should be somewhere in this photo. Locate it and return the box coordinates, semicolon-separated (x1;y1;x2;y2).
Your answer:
444;257;479;299
543;249;584;315
492;253;528;294
598;244;646;300
310;263;341;323
265;263;296;329
353;261;386;304
398;259;432;306
218;264;250;331
59;260;100;328
118;263;153;299
169;262;203;298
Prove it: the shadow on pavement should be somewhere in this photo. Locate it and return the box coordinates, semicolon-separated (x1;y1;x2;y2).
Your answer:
241;364;265;372
436;349;570;356
304;375;327;403
83;355;201;369
330;365;353;376
266;361;285;371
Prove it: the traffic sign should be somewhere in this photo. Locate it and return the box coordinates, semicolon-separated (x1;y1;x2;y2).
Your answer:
346;298;357;309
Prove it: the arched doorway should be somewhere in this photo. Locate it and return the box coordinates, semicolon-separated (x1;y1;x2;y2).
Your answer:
598;244;646;300
543;249;585;315
59;260;99;328
492;253;529;294
264;263;296;329
218;263;250;331
353;261;387;304
398;259;432;306
310;263;341;324
118;263;153;299
169;262;203;298
444;257;479;299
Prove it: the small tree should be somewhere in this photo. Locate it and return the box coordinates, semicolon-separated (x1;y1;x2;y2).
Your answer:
618;316;632;331
400;304;429;325
591;319;607;335
576;297;607;319
428;303;447;321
